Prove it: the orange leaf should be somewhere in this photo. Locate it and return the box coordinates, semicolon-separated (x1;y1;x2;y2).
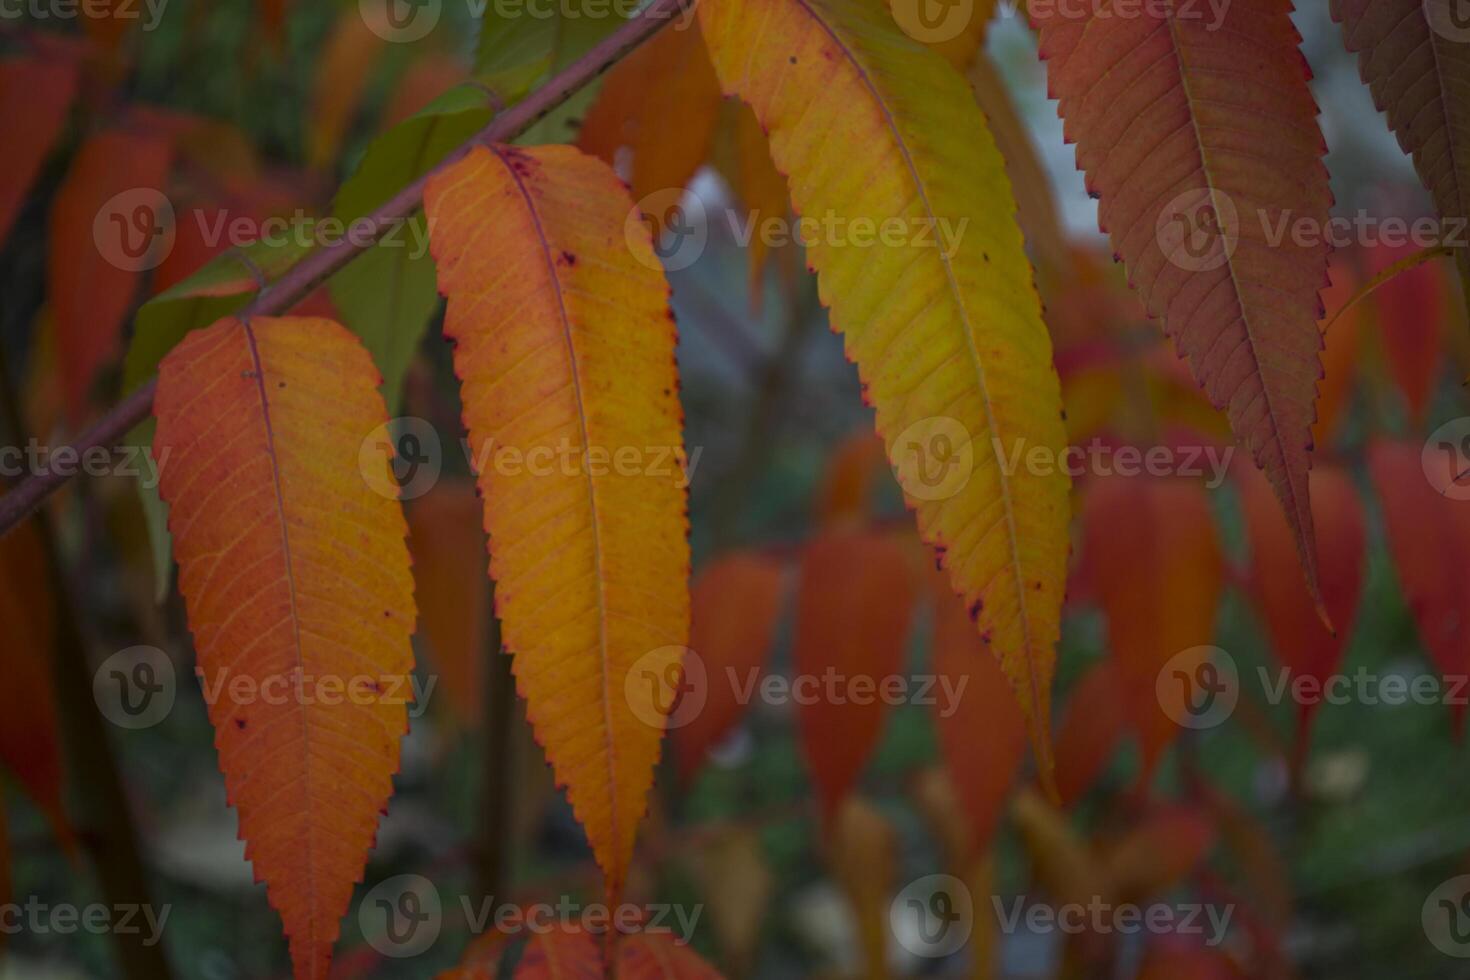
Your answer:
0;54;79;245
514;928;603;978
725;102;790;310
408;479;491;727
812;428;889;529
1368;438;1470;731
1313;259;1362;447
1033;0;1333;608
1054;658;1128;806
152;315;416;979
828;797;896;979
49;127;174;422
578;21;722;216
930;568;1026;854
1238;462;1365;743
674;553;786;784
617;933;725;979
1082;473;1223;778
424;143;690;899
1368;240;1446;425
794;530;918;815
0;521;71;847
308;7;386;170
1099;804;1215;902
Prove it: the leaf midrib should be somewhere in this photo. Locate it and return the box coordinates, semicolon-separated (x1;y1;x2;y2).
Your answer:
787;0;1043;719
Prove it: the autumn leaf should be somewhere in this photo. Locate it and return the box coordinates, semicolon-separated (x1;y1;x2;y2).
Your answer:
152;315;417;979
0;53;79;246
618;933;725;979
307;6;385;170
1333;0;1470;310
50;127;174;422
812;428;889;529
1054;658;1128;806
674;552;786;784
1367;240;1447;425
513;928;604;978
1082;473;1223;778
1368;439;1470;731
1099;804;1215;902
0;521;72;848
424;143;689;900
828;797;896;980
330;84;493;411
1237;463;1365;748
721;102;791;310
1033;0;1334;608
700;0;1073;788
578;20;722;217
793;530;918;814
889;0;999;71
408;480;492;726
930;567;1027;855
1314;260;1362;448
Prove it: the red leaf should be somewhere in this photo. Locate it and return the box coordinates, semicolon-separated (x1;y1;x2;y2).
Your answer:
1238;462;1365;744
49;128;174;422
1368;438;1470;731
930;569;1026;854
0;54;79;245
1054;659;1128;806
674;553;786;784
1368;240;1446;425
794;530;918;815
1082;474;1223;778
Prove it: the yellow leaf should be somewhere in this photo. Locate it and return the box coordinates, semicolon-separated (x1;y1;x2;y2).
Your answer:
424;144;690;900
152;316;417;979
699;0;1071;789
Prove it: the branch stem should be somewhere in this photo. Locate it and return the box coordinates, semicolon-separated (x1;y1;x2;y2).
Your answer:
0;0;691;536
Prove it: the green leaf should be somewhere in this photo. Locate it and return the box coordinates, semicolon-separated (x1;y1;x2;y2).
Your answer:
329;84;494;412
123;231;319;393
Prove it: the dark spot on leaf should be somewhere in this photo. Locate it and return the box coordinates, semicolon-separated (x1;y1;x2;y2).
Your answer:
789;56;798;64
235;718;247;730
560;250;577;266
968;599;983;620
